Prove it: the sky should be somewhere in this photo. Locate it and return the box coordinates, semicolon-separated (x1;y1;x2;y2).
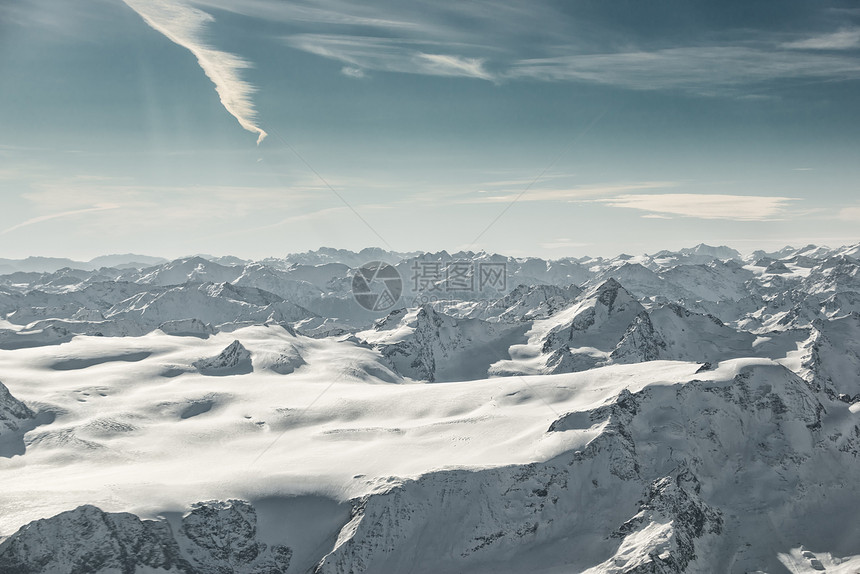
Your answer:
1;0;859;260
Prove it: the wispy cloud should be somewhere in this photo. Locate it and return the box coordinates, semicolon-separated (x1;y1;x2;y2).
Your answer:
0;168;23;180
838;206;860;221
2;204;120;235
540;238;591;250
416;54;493;81
285;32;860;95
142;2;860;97
341;66;366;78
285;34;496;81
462;181;676;204
190;0;419;30
597;193;800;221
122;0;267;143
509;46;860;95
783;28;860;50
22;180;324;222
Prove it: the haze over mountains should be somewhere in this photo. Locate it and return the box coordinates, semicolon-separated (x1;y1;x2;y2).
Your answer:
2;243;860;573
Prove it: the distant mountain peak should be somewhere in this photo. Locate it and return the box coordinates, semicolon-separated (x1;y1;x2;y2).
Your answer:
678;243;741;260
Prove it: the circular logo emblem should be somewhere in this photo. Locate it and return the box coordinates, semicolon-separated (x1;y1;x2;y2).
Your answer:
352;261;402;311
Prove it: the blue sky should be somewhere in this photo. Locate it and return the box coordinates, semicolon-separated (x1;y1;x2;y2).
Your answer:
1;0;859;259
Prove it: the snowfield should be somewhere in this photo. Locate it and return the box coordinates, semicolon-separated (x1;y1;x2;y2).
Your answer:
1;244;860;573
1;326;693;529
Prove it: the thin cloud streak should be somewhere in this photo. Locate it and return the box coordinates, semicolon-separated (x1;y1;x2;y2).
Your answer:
783;28;860;50
508;46;860;95
461;182;677;204
190;0;419;30
288;33;860;95
540;238;591;250
2;204;120;235
417;54;493;81
123;0;267;143
598;194;800;221
285;34;495;81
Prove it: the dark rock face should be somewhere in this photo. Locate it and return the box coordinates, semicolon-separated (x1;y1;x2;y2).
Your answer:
0;505;188;574
611;311;668;364
0;381;39;458
0;501;291;574
611;474;723;573
193;340;253;375
178;500;292;574
158;318;216;338
0;381;35;437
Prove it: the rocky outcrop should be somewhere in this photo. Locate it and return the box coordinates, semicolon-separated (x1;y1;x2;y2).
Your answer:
193;340;253;375
0;381;37;457
158;318;216;338
360;305;524;382
0;500;292;574
610;311;668;364
610;304;756;365
179;501;292;573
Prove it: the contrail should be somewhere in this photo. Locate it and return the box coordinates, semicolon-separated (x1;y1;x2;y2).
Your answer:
123;0;267;144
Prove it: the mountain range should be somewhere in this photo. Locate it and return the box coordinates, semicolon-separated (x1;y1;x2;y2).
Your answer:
1;242;860;573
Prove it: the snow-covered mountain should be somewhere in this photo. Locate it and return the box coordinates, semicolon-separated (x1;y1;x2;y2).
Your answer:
610;303;757;365
1;242;860;573
585;262;697;302
358;305;527;382
660;260;754;303
480;283;582;322
3;360;860;573
0;254;168;275
803;254;860;295
541;279;645;353
105;282;314;327
802;312;860;399
128;256;245;286
534;279;646;374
